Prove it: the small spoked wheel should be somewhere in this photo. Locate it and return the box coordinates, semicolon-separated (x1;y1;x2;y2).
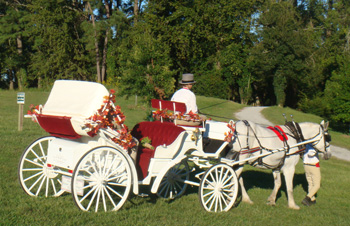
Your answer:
18;136;64;197
71;146;132;212
199;164;238;212
157;160;190;199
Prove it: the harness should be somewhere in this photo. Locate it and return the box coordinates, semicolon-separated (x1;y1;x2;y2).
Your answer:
284;121;305;150
240;120;288;170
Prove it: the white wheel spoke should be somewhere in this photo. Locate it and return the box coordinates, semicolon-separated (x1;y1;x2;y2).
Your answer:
28;173;44;191
107;182;127;187
103;186;117;210
95;186;102;212
50;178;58;195
38;143;47;162
86;186;99;211
30;148;45;165
45;177;49;197
23;171;43;182
106;185;124;199
35;174;46;196
22;168;43;172
24;158;44;168
106;171;127;182
80;185;98;203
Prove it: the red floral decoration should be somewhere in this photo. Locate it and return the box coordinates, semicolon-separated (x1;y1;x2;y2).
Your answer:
152;109;203;122
27;104;40;115
224;123;235;142
85;89;136;150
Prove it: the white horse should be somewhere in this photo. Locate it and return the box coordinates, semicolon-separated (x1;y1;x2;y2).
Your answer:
226;120;331;210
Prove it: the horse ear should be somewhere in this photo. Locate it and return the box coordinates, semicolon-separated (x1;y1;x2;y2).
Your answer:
320;120;325;126
325;121;329;130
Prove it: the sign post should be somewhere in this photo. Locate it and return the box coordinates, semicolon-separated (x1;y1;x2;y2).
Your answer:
17;92;25;131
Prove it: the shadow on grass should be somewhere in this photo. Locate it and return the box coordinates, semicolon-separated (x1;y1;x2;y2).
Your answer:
240;170;308;201
127;168;309;209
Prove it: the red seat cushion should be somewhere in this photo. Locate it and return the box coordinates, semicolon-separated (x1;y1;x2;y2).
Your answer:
131;121;185;179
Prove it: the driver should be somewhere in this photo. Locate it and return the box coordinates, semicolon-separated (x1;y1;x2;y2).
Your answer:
171;73;198;114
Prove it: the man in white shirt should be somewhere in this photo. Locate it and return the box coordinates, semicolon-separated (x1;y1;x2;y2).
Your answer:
171;73;198;114
302;144;321;206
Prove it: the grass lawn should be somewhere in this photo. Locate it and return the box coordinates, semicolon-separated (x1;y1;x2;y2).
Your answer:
1;90;349;225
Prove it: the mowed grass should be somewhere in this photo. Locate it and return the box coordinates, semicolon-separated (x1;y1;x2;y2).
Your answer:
0;90;350;225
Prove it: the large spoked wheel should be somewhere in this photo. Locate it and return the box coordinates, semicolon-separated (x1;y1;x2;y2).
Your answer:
18;136;65;197
157;160;190;199
199;164;238;212
71;146;132;212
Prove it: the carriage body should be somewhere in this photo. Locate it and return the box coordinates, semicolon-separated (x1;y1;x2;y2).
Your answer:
19;80;238;213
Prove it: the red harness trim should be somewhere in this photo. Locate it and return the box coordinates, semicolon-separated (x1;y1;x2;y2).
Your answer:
240;147;261;155
267;125;288;141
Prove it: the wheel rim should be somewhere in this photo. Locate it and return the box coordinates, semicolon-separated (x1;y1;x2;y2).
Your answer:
72;146;132;212
157;161;189;199
18;136;64;197
199;164;238;212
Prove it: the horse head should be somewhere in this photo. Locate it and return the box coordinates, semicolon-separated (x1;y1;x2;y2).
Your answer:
299;120;331;160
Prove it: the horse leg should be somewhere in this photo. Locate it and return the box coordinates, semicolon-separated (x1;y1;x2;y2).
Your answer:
236;166;254;204
283;168;300;210
266;170;281;206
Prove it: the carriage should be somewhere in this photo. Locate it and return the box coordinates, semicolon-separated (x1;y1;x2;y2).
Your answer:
18;80;331;212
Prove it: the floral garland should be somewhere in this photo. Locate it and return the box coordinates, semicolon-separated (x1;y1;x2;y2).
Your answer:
152;109;203;122
85;89;136;150
27;104;41;115
224;122;235;142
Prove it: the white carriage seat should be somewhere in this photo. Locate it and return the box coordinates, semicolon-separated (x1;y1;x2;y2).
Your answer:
37;80;109;138
203;120;230;141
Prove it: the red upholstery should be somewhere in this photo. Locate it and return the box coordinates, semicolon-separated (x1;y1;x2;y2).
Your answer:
36;114;81;139
131;121;185;179
151;99;187;113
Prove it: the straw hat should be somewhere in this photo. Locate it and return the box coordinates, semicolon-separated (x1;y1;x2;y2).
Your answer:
179;73;196;85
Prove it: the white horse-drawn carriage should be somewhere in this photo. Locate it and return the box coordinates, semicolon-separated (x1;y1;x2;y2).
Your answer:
18;80;331;212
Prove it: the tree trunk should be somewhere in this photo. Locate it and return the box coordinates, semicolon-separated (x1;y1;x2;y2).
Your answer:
134;0;138;23
17;35;24;90
101;1;112;83
87;2;102;83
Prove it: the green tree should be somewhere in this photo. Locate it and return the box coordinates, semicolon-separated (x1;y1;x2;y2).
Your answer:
26;0;95;88
0;0;31;90
145;0;262;102
251;0;315;107
117;20;176;100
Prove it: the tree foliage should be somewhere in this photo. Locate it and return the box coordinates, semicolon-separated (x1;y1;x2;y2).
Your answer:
1;0;350;130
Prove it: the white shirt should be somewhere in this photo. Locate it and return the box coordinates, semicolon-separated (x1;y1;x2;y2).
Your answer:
303;144;319;165
171;88;198;114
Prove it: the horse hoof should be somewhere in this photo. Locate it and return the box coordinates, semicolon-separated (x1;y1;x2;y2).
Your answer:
243;199;254;205
266;201;276;206
289;205;300;210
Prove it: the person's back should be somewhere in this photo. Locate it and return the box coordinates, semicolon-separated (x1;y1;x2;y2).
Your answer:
171;73;198;114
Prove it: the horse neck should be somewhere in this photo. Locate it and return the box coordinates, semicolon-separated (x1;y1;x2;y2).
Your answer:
298;122;320;141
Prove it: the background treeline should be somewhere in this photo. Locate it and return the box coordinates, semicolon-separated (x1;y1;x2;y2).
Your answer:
1;0;350;131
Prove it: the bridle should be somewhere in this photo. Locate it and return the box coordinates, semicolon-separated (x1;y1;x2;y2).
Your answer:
309;125;331;153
